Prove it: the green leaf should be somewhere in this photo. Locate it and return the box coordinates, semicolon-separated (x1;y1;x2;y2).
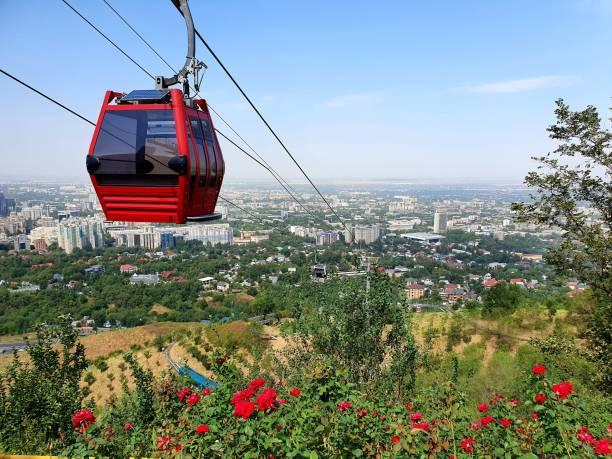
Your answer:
352;449;363;457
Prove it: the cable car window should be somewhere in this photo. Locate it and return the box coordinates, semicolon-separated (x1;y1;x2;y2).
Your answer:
213;129;225;179
189;118;208;186
186;125;197;176
200;118;217;185
92;110;180;186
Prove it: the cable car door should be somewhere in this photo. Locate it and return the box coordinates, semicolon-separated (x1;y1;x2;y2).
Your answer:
188;115;209;216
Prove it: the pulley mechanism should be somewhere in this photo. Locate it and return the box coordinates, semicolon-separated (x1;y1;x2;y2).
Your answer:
155;0;206;101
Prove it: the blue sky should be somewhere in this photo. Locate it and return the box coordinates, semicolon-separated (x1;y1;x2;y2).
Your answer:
1;0;611;183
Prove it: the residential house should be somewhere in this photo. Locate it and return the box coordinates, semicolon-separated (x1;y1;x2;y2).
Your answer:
129;273;160;286
405;283;426;300
120;264;139;274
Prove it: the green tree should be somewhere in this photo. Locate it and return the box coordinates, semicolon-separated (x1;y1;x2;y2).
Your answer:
482;283;523;315
512;98;611;391
296;275;417;394
512;99;611;296
0;318;87;454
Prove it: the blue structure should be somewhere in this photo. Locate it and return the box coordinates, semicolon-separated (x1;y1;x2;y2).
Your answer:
160;232;176;249
179;366;219;389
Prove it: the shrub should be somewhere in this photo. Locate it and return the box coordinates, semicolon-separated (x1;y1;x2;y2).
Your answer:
0;319;87;454
64;363;612;458
205;321;264;354
92;357;109;373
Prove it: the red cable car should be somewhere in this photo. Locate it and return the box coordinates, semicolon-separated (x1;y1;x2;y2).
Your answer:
86;89;224;223
86;0;224;224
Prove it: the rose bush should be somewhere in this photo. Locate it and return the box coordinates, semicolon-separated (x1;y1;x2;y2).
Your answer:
62;363;611;457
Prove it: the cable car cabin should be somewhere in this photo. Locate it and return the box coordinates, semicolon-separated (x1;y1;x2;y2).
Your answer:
86;88;225;224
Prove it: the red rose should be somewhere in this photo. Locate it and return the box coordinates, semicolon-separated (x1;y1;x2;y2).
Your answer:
551;381;573;399
275;425;282;431
534;393;547;404
187;393;201;406
175;444;182;452
593;438;612;455
231;388;255;405
202;388;212;396
358;408;367;418
157;436;170;451
372;410;379;416
249;378;266;391
123;422;133;432
508;399;519;407
177;388;192;402
576;426;593;443
470;421;480;430
480;416;494;428
477;403;488;413
461;438;474;454
412;421;430;431
290;388;301;397
532;364;546;376
499;419;511;428
531;412;540;421
278;398;287;405
410;411;423;422
71;409;95;430
338;401;351;411
195;424;210;435
233;400;256;419
256;388;279;411
391;435;400;444
405;402;413;412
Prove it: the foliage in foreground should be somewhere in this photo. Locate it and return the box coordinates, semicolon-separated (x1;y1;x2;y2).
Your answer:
0;319;87;453
1;323;610;458
66;362;611;458
512;98;612;391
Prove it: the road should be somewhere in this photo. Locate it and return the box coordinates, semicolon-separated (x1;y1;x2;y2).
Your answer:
163;342;180;371
0;341;28;355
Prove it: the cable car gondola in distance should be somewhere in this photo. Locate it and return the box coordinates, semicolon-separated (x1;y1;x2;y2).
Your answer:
85;0;224;224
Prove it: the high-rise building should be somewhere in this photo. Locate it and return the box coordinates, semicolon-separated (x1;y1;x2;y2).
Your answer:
433;209;448;234
389;196;417;213
0;193;16;217
21;205;44;221
109;223;233;249
13;234;29;251
0;193;7;217
57;217;105;253
316;231;339;245
159;232;176;249
185;224;233;245
344;224;381;245
29;226;58;246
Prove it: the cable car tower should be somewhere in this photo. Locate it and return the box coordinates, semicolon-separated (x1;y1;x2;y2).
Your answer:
86;0;224;224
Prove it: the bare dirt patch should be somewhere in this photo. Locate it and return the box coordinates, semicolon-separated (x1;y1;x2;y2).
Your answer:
150;304;173;315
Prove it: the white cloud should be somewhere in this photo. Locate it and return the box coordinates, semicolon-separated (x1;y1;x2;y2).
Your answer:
324;92;385;108
468;75;574;94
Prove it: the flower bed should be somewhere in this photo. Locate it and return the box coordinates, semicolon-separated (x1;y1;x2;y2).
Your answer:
67;364;612;457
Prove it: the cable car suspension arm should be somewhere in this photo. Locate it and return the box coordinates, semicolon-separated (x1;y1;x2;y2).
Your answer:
156;0;205;96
